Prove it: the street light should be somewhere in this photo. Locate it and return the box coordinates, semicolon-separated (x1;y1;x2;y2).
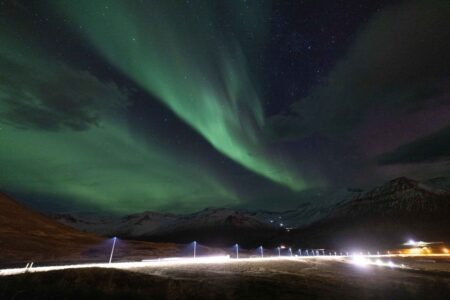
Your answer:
235;244;239;259
109;237;117;264
193;241;197;259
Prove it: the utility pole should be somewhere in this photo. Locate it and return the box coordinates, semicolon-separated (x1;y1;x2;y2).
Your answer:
109;237;117;264
193;241;197;259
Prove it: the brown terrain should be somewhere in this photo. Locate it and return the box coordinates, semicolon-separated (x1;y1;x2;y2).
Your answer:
1;192;450;299
0;193;183;266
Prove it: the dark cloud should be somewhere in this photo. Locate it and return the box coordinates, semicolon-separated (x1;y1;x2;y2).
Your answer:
267;0;450;139
377;125;450;165
0;55;128;131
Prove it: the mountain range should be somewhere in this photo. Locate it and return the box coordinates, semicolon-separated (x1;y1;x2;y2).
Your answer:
288;176;450;250
53;176;450;248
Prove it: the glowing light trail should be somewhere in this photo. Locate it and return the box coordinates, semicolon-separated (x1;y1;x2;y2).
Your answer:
1;254;449;277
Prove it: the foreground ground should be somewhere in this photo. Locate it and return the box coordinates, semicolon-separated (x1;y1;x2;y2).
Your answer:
1;256;449;299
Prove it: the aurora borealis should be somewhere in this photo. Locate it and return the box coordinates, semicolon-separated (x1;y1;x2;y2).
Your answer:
57;0;305;191
0;0;449;214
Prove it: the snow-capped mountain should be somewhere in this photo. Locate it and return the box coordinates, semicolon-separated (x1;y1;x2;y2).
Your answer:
54;176;450;247
54;211;177;237
54;189;354;238
326;177;449;219
252;188;354;229
289;177;450;249
54;207;277;245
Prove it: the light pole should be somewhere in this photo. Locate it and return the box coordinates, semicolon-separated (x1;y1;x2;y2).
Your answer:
277;247;281;257
235;244;239;259
193;241;197;259
260;246;264;258
109;237;117;264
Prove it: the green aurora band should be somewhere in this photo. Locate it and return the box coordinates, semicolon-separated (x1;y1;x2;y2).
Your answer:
57;0;306;191
0;29;236;213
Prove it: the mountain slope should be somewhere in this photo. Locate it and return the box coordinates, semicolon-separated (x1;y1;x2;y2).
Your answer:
140;208;281;247
52;176;450;248
0;193;181;265
56;207;282;247
0;192;101;264
54;189;356;241
290;177;450;249
253;188;353;229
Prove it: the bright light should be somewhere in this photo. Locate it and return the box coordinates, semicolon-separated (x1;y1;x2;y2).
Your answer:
352;255;369;267
401;247;433;255
403;240;438;247
442;248;449;254
143;255;230;263
3;251;450;278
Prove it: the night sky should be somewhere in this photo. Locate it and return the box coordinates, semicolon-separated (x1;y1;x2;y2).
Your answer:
0;0;449;214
